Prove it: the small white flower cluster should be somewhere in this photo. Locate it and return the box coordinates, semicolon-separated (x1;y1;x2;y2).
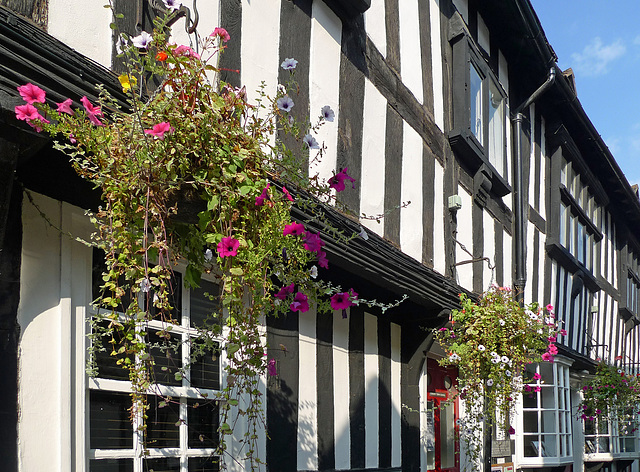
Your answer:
489;351;510;366
449;353;461;362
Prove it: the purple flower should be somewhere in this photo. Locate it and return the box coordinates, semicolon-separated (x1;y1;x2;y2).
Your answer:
267;359;277;376
331;289;357;311
163;0;182;11
290;292;309;313
275;283;294;300
217;236;240;257
282;186;294;202
281;58;298;70
303;133;319;149
321;105;335;122
317;251;329;269
132;31;153;49
255;183;270;207
303;231;325;253
328;167;356;192
276;96;294;113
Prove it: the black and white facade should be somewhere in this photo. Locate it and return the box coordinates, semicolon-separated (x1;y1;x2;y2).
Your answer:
2;1;640;471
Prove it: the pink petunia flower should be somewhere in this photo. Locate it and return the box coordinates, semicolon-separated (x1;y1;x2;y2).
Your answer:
303;231;325;253
144;122;174;140
560;328;567;336
217;236;240;257
290;292;309;313
282;186;294;202
172;44;200;59
330;288;358;311
17;83;46;104
274;283;294;300
15;104;42;121
56;98;74;115
267;358;277;376
255;184;270;206
328;167;356;192
211;27;230;42
546;304;554;312
542;352;554;362
283;222;305;236
80;96;102;116
508;427;515;435
533;372;541;380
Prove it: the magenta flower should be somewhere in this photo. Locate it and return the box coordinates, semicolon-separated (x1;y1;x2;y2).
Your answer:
282;186;294;202
87;113;104;126
560;328;567;336
328;167;356;192
17;83;46;104
145;122;174;140
56;99;74;115
275;283;294;300
267;358;277;376
542;352;554;362
317;251;329;269
255;184;270;206
211;27;230;42
533;373;541;380
330;288;357;311
81;96;101;115
546;304;554;312
283;222;305;236
290;292;309;313
508;427;515;435
533;386;541;393
303;231;325;253
548;343;558;355
217;236;240;257
15;104;42;121
548;335;557;343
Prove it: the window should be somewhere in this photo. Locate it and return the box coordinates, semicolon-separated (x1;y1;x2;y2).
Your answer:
89;250;222;472
519;360;572;465
584;408;638;457
448;30;510;197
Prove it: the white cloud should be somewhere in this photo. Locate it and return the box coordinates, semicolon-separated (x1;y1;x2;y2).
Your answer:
571;37;626;76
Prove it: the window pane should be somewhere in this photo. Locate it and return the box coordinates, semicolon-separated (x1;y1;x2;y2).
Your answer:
90;459;134;472
190;340;220;390
188;457;220;472
187;398;219;449
90;390;133;449
524;411;539;433
149;331;182;386
190;280;220;328
143;457;180;472
440;400;456;468
425;401;435;469
540;386;556;409
542;434;557;456
146;395;180;448
470;63;483;145
559;204;567;247
93;320;130;381
148;271;182;324
523;435;540;457
488;81;505;175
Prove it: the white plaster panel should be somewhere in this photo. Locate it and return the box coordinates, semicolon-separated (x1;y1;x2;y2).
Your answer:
241;0;281;104
364;313;379;468
483;209;495;290
297;306;318;470
433;161;446;275
503;231;512;288
391;323;401;467
477;13;490;54
400;122;424;261
456;187;473;291
538;230;545;304
540;115;547;220
452;0;468;24
360;78;387;237
48;0;113;68
430;0;445;131
528;103;536;213
399;0;423;103
18;195;63;472
309;1;342;185
333;310;350;469
365;0;386;58
526;223;535;304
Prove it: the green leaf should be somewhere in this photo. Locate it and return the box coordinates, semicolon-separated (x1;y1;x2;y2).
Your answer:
227;343;240;356
174;372;183;381
229;267;244;276
228;399;239;406
207;195;219;211
239;185;253;196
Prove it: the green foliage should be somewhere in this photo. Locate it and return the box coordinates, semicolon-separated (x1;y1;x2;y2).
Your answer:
434;286;562;463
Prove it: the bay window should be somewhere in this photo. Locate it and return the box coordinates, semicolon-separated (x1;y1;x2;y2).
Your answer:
448;26;510;197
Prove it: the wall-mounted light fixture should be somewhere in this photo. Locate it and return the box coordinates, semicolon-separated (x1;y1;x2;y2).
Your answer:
447;195;462;211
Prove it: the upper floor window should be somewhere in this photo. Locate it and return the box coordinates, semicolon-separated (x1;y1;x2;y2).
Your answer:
448;26;510;197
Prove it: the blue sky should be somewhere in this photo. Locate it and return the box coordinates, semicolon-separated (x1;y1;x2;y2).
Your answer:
530;0;640;187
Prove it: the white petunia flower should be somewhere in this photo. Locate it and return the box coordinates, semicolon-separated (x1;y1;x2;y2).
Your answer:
478;344;486;352
276;96;294;113
486;379;494;387
132;31;153;49
501;355;510;364
163;0;182;11
204;248;213;262
303;133;319;149
281;58;298;70
321;105;335;122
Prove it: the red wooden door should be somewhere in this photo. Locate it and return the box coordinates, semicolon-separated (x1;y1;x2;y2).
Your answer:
425;358;459;472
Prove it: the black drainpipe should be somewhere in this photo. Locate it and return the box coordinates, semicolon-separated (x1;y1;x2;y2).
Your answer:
511;67;555;305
